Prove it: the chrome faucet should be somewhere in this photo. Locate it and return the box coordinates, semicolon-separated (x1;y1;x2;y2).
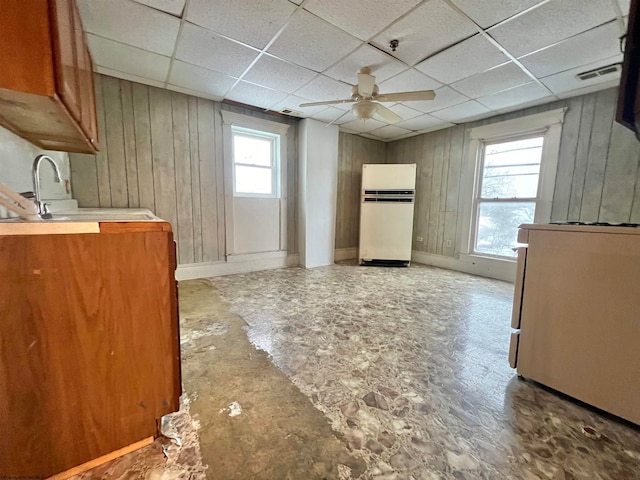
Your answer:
30;155;62;219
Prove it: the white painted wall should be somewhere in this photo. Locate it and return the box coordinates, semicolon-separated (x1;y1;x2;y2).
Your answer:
298;119;339;268
233;197;281;254
0;125;71;217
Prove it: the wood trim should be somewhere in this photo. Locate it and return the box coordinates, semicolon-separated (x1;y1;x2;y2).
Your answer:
46;437;154;480
98;221;173;233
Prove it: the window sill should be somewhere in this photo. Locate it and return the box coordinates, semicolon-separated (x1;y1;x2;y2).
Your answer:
459;253;516;264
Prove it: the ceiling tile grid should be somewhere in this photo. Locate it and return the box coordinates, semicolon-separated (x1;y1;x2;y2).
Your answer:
415;34;510;84
77;0;180;55
167;60;237;100
87;34;171;82
487;0;619;57
303;0;423;41
450;62;533;99
267;10;361;72
371;0;478;66
518;21;622;78
175;23;260;78
77;0;627;142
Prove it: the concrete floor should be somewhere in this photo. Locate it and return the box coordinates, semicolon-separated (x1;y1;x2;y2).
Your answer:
76;263;640;479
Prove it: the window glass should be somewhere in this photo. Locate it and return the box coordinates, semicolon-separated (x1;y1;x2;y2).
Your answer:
232;127;279;197
481;137;543;199
235;165;272;195
475;201;535;257
233;134;272;167
473;135;543;258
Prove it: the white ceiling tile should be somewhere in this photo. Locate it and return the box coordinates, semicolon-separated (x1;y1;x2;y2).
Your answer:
340;127;360;135
303;0;422;41
430;101;492;123
415;34;510;84
371;0;477;65
94;66;165;88
451;0;544;28
225;81;288;109
518;21;622;78
168;60;236;99
556;78;620;99
408;86;469;113
77;0;180;55
395;114;444;131
495;95;556;114
387;103;423;121
175;23;260;77
294;75;353;104
243;55;317;93
618;0;631;15
451;62;532;98
310;107;352;124
367;124;413;139
270;95;329;116
131;0;185;16
341;118;387;133
378;69;442;94
488;0;618;57
185;0;296;49
540;55;622;95
267;10;361;72
87;34;171;82
477;82;551;110
323;45;407;84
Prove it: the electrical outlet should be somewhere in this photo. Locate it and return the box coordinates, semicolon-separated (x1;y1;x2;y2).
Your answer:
445;239;452;247
416;236;424;242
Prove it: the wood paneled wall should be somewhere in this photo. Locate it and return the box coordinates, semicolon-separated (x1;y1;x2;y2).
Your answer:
387;87;640;258
70;75;298;265
335;132;386;249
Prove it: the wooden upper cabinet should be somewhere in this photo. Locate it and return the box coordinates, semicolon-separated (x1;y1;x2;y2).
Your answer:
0;0;99;153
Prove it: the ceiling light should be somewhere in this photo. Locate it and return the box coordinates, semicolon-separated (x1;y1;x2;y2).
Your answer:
352;101;378;120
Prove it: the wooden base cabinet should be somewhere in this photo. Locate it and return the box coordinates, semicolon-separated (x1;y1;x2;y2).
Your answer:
510;224;640;425
0;222;181;477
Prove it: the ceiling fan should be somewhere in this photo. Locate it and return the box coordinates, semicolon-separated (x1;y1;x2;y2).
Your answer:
299;67;436;124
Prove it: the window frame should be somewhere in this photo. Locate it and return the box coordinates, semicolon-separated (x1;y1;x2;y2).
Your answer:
221;110;290;256
460;108;566;262
470;132;545;260
231;126;280;199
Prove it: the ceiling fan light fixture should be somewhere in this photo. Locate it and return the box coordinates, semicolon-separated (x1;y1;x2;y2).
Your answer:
352;101;378;120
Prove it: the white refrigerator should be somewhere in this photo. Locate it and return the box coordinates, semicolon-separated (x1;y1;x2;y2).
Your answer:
359;164;416;266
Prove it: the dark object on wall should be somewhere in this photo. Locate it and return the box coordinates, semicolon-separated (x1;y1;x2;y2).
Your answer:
617;0;640;140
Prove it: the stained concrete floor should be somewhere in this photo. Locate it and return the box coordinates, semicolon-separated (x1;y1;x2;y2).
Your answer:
74;263;640;479
74;278;363;479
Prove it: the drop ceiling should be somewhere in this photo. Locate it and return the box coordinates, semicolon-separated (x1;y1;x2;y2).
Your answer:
77;0;629;142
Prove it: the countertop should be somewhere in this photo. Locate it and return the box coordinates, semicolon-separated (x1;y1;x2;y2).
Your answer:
0;208;164;235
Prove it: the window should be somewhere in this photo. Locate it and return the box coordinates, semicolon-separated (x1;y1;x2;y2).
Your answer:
473;135;543;258
232;126;280;198
461;108;566;262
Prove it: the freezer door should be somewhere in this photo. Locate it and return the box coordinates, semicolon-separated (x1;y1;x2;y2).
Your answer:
359;202;415;261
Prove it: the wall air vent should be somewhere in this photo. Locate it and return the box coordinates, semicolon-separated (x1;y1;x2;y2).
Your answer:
576;63;621;81
280;108;304;117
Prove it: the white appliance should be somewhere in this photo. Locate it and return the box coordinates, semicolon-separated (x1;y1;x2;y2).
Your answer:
359;164;416;266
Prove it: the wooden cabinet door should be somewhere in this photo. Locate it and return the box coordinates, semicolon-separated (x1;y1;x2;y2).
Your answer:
50;0;82;122
72;2;99;147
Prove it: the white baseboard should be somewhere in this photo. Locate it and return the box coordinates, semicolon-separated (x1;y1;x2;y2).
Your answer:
176;254;300;281
411;250;516;283
334;247;358;261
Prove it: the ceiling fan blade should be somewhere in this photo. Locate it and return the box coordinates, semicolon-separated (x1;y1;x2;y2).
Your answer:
374;104;402;124
357;72;376;97
375;90;436;102
299;98;355;107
